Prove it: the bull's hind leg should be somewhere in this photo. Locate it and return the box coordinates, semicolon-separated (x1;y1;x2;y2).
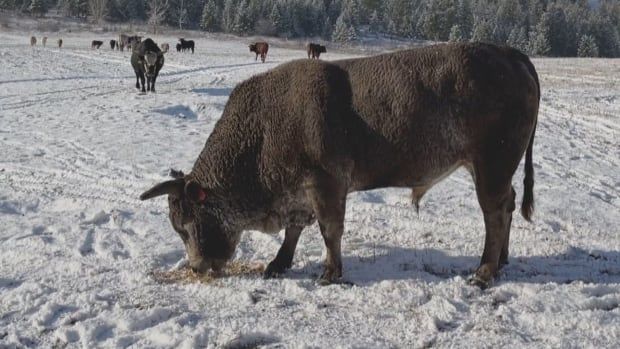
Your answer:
305;171;347;285
470;162;517;289
264;226;303;278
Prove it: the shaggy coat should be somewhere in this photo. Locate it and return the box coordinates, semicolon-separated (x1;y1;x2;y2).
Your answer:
249;42;269;62
130;38;164;93
306;43;326;59
141;43;539;288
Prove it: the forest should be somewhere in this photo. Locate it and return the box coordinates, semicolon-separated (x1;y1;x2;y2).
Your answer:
2;0;620;57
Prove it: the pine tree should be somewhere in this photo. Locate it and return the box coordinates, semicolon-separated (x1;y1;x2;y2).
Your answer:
456;0;474;40
29;0;46;17
471;19;493;43
577;34;599;57
269;3;282;33
528;16;551;56
200;0;218;32
233;0;251;35
449;24;465;42
333;13;355;43
369;10;381;33
507;26;528;52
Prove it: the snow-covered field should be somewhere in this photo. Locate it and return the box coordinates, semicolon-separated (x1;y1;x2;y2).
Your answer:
1;31;619;348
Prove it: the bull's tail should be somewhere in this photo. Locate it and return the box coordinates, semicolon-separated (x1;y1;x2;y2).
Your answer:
518;52;539;221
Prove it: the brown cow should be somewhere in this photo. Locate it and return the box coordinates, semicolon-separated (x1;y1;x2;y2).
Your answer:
249;42;269;63
42;37;48;47
307;43;326;59
140;43;539;289
30;36;36;46
57;38;63;48
160;43;170;53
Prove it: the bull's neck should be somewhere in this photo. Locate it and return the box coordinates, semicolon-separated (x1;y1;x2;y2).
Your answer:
189;118;272;221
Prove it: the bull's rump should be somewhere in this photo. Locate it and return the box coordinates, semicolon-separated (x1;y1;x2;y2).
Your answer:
337;43;538;189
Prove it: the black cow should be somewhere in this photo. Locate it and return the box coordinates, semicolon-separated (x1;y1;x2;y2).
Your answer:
307;43;327;59
110;39;117;50
178;38;195;53
91;40;103;49
130;38;165;93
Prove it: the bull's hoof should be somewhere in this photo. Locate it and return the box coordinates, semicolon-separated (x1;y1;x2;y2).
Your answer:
263;261;288;279
468;274;492;289
317;268;343;286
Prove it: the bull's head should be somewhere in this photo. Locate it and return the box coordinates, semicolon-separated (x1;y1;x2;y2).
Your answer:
140;170;240;274
143;51;163;77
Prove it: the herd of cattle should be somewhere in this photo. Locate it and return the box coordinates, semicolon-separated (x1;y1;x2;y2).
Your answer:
29;33;329;95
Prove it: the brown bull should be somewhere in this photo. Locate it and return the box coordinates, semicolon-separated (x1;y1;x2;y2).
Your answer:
249;42;269;63
140;43;539;288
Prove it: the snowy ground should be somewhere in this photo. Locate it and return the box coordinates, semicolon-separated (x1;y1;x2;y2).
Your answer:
1;31;619;348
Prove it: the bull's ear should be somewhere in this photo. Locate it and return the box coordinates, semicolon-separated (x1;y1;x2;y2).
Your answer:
158;51;164;57
185;181;207;203
139;179;184;200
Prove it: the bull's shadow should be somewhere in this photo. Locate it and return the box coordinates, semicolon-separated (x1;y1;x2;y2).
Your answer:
284;245;620;286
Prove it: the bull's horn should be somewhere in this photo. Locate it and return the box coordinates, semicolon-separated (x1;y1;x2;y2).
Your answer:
139;179;184;200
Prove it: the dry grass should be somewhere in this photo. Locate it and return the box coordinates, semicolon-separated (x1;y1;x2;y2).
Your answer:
151;261;265;285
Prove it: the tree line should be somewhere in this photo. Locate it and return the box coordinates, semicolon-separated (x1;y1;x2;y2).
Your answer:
2;0;620;57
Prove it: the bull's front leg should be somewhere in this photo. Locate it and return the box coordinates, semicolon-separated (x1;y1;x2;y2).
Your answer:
139;72;146;93
306;172;347;285
264;226;303;278
150;75;157;93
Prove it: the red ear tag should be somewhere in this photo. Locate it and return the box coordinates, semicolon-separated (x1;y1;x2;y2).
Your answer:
197;187;207;202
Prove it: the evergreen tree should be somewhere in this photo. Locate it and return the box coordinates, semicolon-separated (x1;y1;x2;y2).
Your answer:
332;12;356;43
449;24;465;42
529;15;552;56
577;34;599;57
269;3;282;33
456;0;474;40
369;10;381;33
29;0;45;17
471;19;493;43
507;26;528;52
200;0;218;32
233;0;251;34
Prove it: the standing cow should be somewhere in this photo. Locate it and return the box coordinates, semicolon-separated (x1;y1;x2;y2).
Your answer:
306;43;326;59
30;36;36;46
139;43;539;289
178;38;195;53
42;37;48;47
91;40;103;49
110;39;117;50
249;42;269;63
160;43;169;53
57;38;63;48
131;38;165;93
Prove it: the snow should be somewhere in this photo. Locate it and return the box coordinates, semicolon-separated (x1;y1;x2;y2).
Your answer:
1;31;619;348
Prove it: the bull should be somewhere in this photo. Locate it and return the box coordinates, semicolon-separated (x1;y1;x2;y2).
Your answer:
140;43;539;288
130;38;164;93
